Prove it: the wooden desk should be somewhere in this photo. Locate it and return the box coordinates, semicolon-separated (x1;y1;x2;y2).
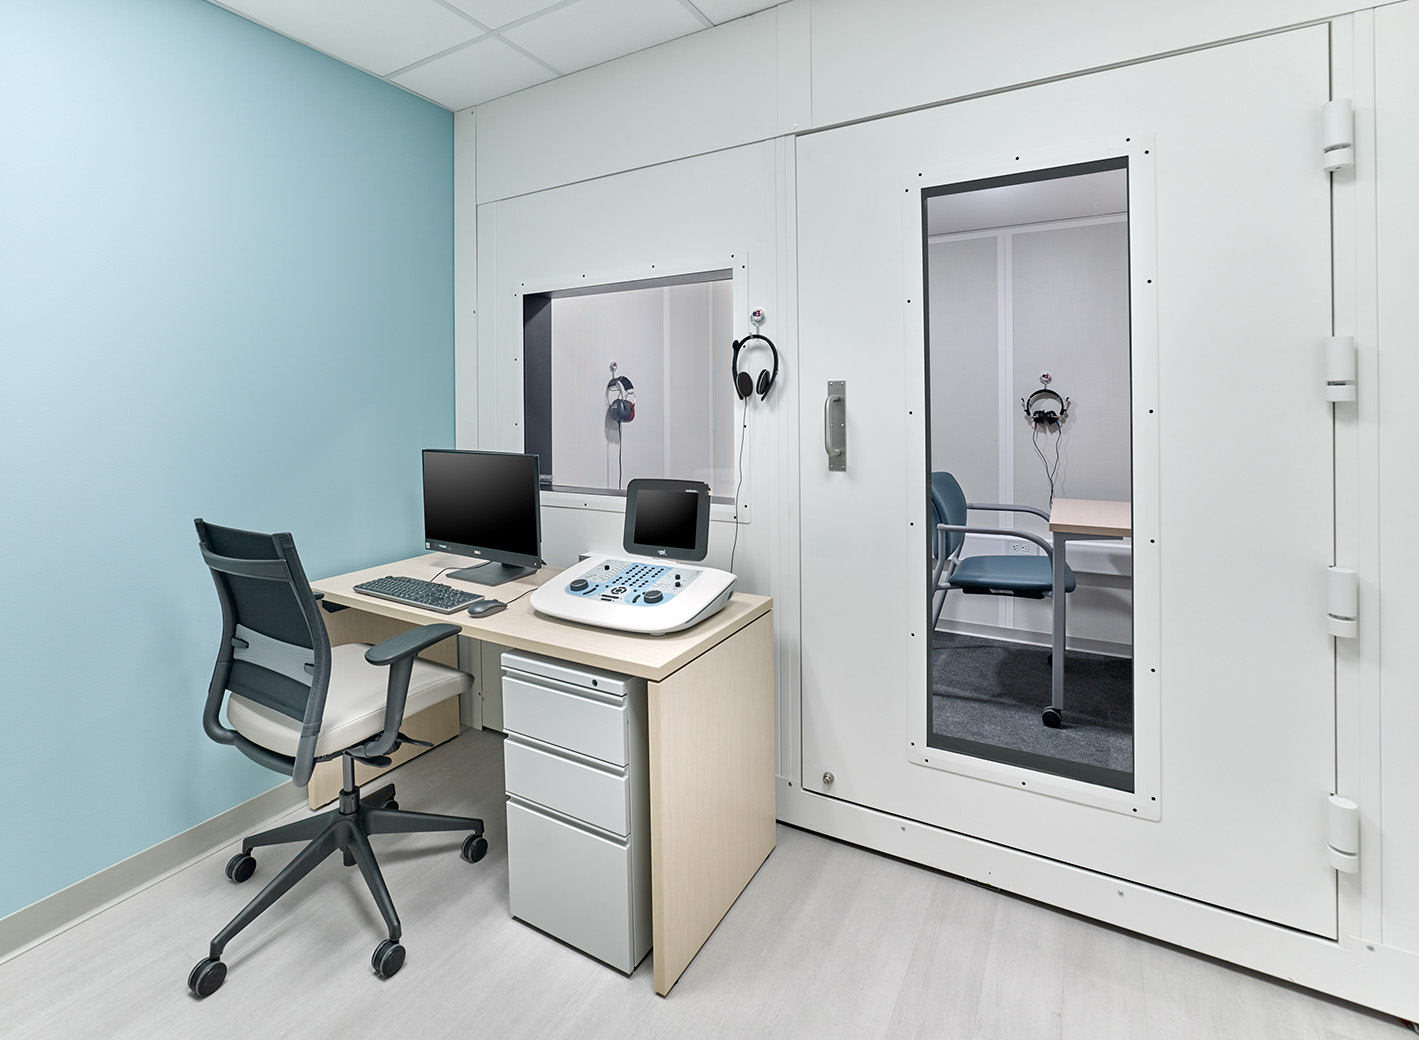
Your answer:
1046;500;1132;723
311;554;776;996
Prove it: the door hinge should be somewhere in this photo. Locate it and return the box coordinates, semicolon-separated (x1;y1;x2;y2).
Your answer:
1327;566;1358;638
1327;794;1359;873
1322;99;1355;172
1325;336;1357;402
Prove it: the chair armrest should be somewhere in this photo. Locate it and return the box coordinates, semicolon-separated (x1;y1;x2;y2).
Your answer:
937;523;1055;560
355;623;460;760
364;623;460;666
966;502;1051;522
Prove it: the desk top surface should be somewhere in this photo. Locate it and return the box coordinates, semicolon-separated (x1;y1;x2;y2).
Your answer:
311;554;772;683
1048;498;1132;537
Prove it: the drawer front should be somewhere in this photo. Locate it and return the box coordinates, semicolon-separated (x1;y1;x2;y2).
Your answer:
502;651;641;697
506;800;636;973
502;674;628;765
503;736;630;836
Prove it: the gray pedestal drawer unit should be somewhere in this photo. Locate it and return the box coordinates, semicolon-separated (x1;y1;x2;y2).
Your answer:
501;650;651;974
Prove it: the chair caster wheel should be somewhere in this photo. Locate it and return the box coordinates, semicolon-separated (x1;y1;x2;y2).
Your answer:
1042;707;1062;728
225;853;256;883
462;834;488;863
372;939;405;979
188;957;226;997
385;800;398;811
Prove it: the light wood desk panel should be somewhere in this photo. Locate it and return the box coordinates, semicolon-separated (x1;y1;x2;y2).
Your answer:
1047;498;1132;538
314;554;771;683
311;554;775;995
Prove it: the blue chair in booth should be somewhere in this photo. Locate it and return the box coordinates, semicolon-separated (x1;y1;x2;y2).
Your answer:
929;471;1076;636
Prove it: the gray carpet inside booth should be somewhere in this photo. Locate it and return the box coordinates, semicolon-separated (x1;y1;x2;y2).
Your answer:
930;631;1134;788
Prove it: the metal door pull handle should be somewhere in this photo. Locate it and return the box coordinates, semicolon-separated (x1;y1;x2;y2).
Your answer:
824;396;844;456
824;381;847;471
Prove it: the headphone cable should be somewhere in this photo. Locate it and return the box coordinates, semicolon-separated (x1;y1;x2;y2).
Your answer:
729;403;749;573
1031;423;1064;506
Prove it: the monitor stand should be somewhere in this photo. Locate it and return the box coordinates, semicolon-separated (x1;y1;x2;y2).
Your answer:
446;561;537;587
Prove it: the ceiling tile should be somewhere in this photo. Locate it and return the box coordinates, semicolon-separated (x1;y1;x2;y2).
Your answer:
392;35;557;109
440;0;568;31
503;0;705;75
685;0;779;24
221;0;485;76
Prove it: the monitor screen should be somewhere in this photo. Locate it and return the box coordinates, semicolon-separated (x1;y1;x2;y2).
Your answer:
423;450;542;580
622;479;710;562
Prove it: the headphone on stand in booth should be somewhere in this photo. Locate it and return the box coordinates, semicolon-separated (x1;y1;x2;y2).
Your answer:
1021;372;1070;504
1021;386;1070;430
606;363;637;424
605;362;636;489
731;311;779;402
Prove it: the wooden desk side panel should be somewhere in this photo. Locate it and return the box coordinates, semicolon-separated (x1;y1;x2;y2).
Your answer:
648;613;776;995
305;607;463;809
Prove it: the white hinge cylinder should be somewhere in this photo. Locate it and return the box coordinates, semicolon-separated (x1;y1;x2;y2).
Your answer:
1327;566;1358;638
1322;99;1355;172
1325;336;1357;402
1328;794;1360;873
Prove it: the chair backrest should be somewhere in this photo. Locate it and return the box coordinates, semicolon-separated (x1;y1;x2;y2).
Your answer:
194;519;332;786
930;472;968;560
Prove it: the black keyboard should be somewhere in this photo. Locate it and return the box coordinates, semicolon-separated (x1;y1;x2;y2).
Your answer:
353;575;481;614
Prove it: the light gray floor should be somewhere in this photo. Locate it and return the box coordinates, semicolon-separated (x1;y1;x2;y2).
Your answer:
0;729;1408;1040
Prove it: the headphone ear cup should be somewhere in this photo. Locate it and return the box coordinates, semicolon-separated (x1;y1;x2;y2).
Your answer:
756;369;772;398
735;371;754;400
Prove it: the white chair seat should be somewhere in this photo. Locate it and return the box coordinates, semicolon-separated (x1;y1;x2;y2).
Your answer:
226;643;470;760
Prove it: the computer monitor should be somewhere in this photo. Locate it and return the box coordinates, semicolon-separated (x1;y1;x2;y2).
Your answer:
422;449;542;586
622;478;711;562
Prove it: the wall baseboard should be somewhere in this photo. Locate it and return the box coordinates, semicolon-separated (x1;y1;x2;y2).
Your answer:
935;618;1132;659
0;782;306;965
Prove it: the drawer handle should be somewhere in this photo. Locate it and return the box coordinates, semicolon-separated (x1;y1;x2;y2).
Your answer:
507;795;629;846
505;732;628;777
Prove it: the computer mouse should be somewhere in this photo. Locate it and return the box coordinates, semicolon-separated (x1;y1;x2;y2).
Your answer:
467;599;506;617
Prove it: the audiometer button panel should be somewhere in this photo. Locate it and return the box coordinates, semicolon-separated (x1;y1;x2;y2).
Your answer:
561;558;705;608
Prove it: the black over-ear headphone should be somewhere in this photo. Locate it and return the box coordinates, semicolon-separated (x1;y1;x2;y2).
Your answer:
606;375;636;424
732;333;779;401
1022;388;1069;429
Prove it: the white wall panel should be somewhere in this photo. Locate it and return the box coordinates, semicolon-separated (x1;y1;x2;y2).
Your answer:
1011;222;1131;507
1375;0;1419;955
474;4;806;203
808;0;1375;129
475;140;789;606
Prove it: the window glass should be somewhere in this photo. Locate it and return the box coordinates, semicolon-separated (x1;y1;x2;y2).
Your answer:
523;273;735;498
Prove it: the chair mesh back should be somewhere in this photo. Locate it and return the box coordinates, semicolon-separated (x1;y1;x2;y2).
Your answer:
199;522;325;723
930;472;968;560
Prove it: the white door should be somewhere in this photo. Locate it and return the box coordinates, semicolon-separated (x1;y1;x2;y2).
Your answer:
798;25;1337;936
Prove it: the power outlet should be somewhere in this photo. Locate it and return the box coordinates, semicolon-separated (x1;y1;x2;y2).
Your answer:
1007;539;1035;555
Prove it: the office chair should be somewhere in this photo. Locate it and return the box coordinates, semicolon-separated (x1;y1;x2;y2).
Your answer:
188;520;488;998
929;470;1076;651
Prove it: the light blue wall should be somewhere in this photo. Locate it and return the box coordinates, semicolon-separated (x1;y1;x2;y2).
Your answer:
0;0;454;918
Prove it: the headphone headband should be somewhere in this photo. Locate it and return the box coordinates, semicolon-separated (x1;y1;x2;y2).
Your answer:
1022;388;1069;427
732;333;779;401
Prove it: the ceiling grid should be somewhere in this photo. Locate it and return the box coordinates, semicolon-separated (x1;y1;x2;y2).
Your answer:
210;0;781;110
